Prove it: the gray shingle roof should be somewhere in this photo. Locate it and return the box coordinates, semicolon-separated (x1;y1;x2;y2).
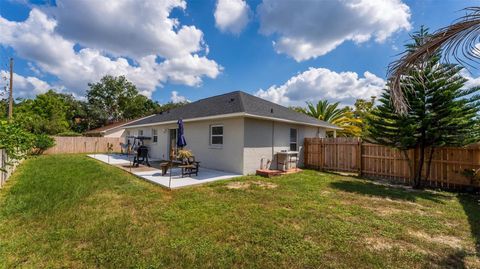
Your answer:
124;91;339;129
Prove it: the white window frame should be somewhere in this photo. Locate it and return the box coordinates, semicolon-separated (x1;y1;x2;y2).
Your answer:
138;129;144;136
290;128;298;152
152;129;158;143
210;124;224;148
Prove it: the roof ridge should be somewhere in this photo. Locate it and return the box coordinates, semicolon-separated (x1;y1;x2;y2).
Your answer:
236;91;246;112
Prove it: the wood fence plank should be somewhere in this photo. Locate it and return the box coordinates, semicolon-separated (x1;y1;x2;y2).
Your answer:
44;137;123;155
304;138;480;189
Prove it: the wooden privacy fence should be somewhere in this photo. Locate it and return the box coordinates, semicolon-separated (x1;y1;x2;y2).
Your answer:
44;136;123;154
304;137;480;188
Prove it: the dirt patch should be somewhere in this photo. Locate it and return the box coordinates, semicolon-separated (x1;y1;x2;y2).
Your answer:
367;204;431;217
367;196;426;208
365;237;395;251
370;207;405;216
464;256;480;268
226;181;278;190
409;230;464;249
365;237;431;255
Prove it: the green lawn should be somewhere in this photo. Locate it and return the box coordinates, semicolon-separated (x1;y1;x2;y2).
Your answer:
0;155;479;268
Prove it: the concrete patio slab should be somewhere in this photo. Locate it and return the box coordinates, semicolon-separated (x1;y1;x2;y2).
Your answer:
88;154;242;189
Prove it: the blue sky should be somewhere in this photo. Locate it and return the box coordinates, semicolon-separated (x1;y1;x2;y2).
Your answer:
0;0;478;106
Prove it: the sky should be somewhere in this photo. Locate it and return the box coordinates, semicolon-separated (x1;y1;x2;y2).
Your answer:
0;0;478;106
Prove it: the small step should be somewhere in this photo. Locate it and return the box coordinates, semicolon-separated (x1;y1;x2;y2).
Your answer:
256;168;302;178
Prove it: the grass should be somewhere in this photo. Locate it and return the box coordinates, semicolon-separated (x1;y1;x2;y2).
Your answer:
0;154;479;268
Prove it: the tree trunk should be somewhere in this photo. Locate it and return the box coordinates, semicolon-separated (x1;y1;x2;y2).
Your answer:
402;149;413;180
425;146;435;182
414;144;425;189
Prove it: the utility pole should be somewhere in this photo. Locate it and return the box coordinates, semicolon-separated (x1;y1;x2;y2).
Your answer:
8;58;13;120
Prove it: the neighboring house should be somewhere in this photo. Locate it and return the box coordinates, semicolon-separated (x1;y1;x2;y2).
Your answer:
123;91;340;175
84;118;152;137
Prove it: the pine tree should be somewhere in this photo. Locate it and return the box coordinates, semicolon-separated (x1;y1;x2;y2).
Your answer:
368;27;480;188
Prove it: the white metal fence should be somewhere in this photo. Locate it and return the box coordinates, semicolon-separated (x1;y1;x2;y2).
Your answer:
1;149;18;188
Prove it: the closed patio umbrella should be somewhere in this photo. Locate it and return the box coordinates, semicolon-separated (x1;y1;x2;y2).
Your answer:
177;119;187;149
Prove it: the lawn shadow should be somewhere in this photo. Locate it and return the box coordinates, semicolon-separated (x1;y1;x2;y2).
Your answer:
436;250;468;269
329;179;450;204
459;194;480;257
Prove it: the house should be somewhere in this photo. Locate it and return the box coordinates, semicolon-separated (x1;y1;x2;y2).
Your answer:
84;118;149;137
123;91;340;175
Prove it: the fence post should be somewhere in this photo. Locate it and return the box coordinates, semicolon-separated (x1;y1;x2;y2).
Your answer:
320;138;324;170
408;148;416;183
358;138;363;176
304;138;309;168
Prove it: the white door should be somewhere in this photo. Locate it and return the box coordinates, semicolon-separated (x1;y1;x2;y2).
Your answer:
148;128;162;159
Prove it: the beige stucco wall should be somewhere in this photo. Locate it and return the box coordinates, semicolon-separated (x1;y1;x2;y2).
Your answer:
125;117;245;174
125;116;325;175
243;118;324;175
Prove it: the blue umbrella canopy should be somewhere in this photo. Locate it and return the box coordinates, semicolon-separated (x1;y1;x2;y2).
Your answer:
177;119;187;148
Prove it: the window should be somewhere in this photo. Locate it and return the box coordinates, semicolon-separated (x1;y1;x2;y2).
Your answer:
152;129;158;143
210;125;223;146
290;128;297;151
138;130;144;136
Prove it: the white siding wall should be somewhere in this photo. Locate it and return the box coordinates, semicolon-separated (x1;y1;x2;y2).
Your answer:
243;118;324;174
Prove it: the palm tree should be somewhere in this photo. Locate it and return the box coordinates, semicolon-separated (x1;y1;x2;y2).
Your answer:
388;7;480;114
298;100;361;137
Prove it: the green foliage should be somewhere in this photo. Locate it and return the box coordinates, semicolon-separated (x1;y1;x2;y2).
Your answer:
56;131;83;137
31;134;55;155
0;99;7;120
0;121;35;160
6;76;189;136
297;100;362;137
351;97;376;137
14;90;70;135
86;75;159;128
368;27;480;188
154;101;188;114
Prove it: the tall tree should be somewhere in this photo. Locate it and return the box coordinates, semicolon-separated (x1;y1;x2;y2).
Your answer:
86;75;159;128
352;97;376;137
15;90;70;135
0;99;7;120
299;100;362;137
368;28;480;188
388;7;480;114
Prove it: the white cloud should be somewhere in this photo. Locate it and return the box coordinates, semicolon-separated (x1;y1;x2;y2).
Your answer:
257;0;411;61
0;4;221;98
255;67;385;106
170;91;189;103
0;70;55;99
51;0;202;59
214;0;250;34
460;69;480;90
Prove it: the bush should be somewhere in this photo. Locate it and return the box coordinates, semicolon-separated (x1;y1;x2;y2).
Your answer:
56;131;82;137
32;134;55;155
0;121;35;160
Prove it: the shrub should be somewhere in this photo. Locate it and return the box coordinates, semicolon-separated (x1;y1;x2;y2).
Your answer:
56;131;82;137
32;134;55;155
0;121;35;160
